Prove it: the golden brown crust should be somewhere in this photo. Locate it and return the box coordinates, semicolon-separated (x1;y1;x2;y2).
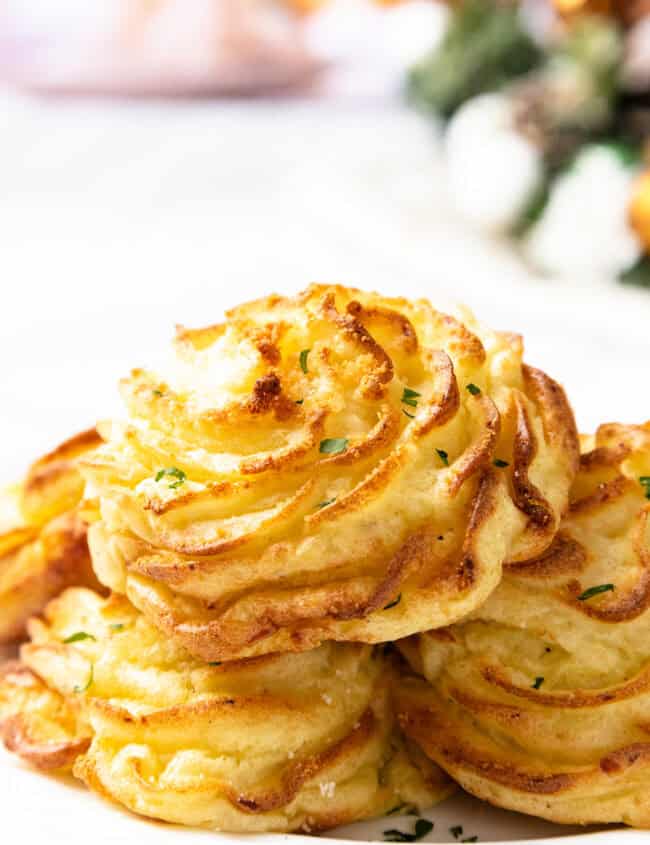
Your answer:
511;395;553;529
0;661;90;771
396;422;650;828
0;429;103;644
81;285;578;659
1;588;451;833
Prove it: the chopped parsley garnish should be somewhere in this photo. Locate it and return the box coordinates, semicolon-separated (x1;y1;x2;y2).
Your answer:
299;349;311;374
319;438;349;455
401;387;421;408
466;383;481;396
316;498;337;510
73;664;94;694
155;466;187;489
383;832;410;843
384;594;402;611
436;449;449;466
208;661;222;667
152;389;164;397
578;583;615;602
493;459;509;468
403;409;416;419
109;624;124;632
383;831;410;842
640;477;650;499
295;399;304;405
387;804;415;816
63;632;96;644
450;827;463;840
383;819;433;842
414;820;433;840
532;676;544;690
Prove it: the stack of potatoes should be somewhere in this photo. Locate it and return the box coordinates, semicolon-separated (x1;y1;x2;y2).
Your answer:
2;284;649;832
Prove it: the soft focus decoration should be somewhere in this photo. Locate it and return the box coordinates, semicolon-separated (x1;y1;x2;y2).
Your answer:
0;0;445;99
0;0;323;96
629;167;650;250
409;0;650;287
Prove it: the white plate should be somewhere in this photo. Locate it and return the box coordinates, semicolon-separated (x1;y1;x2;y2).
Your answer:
0;744;642;844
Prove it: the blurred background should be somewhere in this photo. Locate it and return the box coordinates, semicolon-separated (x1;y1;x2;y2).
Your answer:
1;0;650;478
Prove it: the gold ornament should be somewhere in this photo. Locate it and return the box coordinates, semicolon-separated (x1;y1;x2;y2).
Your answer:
629;169;650;252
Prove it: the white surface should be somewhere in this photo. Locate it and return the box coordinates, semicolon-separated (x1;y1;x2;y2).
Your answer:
0;89;649;843
0;743;642;843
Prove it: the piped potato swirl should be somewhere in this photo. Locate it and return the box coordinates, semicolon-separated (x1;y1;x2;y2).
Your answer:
81;285;578;660
0;428;103;643
0;588;451;833
396;422;650;828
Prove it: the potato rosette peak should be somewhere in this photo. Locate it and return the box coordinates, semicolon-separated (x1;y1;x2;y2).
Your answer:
0;428;104;644
396;422;650;828
81;284;578;660
0;588;451;833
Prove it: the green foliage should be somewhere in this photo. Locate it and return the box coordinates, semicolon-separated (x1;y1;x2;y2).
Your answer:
620;256;650;289
408;0;542;118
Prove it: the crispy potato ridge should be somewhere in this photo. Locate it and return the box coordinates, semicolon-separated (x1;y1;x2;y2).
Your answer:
81;285;578;660
0;588;452;833
0;428;104;643
396;422;650;828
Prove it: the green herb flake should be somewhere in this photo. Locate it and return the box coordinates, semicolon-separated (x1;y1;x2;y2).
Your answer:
640;477;650;500
152;389;164;397
466;383;481;396
109;624;124;632
384;594;402;611
208;662;222;667
532;676;544;690
403;409;416;420
450;827;463;840
316;497;337;510
383;818;433;843
387;804;416;816
63;631;96;644
414;820;433;840
493;459;509;468
436;449;449;466
383;832;411;843
73;664;94;694
155;466;187;489
295;399;304;405
299;349;310;374
578;584;615;602
401;387;421;408
319;438;349;455
387;805;405;816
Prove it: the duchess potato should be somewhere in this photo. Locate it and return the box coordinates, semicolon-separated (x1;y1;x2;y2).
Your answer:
0;429;103;643
81;284;578;661
396;422;650;828
0;588;451;833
